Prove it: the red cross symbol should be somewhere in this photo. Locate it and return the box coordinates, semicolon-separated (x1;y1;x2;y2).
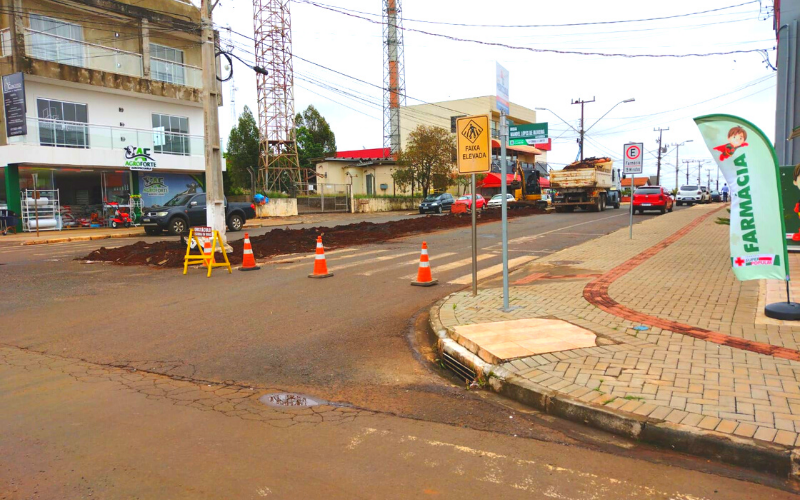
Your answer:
734;257;745;267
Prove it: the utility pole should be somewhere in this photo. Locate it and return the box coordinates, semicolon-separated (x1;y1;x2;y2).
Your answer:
654;127;669;185
683;159;692;184
201;0;226;245
572;97;595;162
671;140;691;194
706;169;712;189
716;169;720;190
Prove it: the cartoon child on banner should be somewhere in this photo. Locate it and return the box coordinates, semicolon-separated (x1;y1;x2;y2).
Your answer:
792;164;800;241
713;126;749;162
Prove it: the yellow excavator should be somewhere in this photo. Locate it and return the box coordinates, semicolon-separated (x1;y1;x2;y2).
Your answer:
508;161;549;210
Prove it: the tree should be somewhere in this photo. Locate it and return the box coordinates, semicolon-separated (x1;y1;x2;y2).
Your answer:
224;106;259;195
396;125;455;198
296;105;336;174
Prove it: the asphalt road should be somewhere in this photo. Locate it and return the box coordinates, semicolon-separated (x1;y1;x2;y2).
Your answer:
2;205;796;498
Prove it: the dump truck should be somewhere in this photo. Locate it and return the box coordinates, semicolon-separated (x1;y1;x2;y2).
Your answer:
550;157;621;212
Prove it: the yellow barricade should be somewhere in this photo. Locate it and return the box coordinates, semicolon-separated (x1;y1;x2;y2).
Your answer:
183;227;232;277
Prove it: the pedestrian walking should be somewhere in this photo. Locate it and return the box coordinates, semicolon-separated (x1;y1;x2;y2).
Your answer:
721;183;729;202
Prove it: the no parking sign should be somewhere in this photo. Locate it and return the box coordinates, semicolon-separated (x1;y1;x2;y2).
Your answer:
623;143;643;174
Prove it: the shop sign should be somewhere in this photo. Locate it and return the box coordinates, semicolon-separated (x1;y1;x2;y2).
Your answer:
2;72;27;137
508;123;548;146
124;145;157;171
142;175;168;196
496;62;510;115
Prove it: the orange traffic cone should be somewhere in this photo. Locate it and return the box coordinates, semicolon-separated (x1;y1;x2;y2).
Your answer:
411;241;438;287
203;238;215;267
239;233;260;271
308;235;333;278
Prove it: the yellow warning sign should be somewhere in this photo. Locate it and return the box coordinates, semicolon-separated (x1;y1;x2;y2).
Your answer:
456;115;491;174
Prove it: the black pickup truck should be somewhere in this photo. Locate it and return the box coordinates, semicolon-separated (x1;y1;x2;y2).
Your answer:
141;193;257;236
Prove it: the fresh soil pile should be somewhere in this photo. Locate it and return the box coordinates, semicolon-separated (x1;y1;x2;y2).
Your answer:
82;207;545;268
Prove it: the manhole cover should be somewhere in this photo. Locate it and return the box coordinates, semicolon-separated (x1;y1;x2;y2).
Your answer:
259;392;325;408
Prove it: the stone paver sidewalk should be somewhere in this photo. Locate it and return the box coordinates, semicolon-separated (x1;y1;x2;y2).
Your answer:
433;204;800;458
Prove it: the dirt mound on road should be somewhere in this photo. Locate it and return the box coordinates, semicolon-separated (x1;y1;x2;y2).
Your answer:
82;208;545;268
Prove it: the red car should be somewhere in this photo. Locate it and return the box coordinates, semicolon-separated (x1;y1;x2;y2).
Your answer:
633;186;673;214
454;194;486;210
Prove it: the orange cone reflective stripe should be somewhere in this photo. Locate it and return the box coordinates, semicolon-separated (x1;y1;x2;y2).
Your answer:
308;235;333;278
203;238;214;267
240;232;260;271
411;241;438;287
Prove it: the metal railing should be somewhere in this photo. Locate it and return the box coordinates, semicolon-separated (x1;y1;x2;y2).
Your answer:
24;28;143;78
9;116;203;156
0;28;10;57
151;56;202;89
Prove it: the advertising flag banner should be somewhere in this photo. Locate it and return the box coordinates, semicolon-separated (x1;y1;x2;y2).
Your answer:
495;62;510;115
694;114;788;281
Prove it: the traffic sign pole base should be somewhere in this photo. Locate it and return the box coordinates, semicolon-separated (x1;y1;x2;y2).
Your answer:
765;302;800;321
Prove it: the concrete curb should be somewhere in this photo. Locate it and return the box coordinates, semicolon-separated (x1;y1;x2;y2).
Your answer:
427;295;797;480
19;231;144;246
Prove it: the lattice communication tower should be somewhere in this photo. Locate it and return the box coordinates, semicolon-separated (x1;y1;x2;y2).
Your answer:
383;0;406;158
253;0;303;193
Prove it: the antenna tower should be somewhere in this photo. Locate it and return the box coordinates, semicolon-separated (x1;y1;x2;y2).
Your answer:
225;28;237;123
383;0;406;157
253;0;303;193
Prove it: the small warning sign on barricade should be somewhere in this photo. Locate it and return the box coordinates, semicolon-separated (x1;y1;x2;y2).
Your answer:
183;226;232;277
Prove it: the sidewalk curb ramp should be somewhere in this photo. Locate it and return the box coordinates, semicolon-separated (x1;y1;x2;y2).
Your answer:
427;296;798;481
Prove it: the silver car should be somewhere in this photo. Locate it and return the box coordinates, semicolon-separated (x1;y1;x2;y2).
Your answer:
487;193;515;208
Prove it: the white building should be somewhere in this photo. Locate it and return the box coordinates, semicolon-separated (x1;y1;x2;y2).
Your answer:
0;0;220;230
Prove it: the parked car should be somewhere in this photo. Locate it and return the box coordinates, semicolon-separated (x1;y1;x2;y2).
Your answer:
419;193;455;214
141;193;257;236
487;193;515;208
676;185;704;206
700;186;712;203
453;194;486;211
633;186;674;214
710;190;722;202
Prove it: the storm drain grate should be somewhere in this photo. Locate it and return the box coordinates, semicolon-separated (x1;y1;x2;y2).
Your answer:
259;392;326;408
442;352;476;382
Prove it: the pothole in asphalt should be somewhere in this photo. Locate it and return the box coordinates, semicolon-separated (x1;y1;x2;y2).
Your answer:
259;392;326;408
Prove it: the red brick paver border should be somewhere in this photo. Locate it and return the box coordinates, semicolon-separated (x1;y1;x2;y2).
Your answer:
583;207;800;362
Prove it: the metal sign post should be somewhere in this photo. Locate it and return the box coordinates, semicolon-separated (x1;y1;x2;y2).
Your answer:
456;115;491;297
500;114;510;311
471;174;478;296
623;142;644;240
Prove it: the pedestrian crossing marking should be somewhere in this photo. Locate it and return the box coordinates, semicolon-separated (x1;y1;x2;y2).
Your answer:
332;250;420;272
359;252;457;277
400;254;494;280
275;249;384;269
449;255;537;285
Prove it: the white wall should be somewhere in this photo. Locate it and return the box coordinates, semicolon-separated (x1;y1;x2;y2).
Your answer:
2;76;211;172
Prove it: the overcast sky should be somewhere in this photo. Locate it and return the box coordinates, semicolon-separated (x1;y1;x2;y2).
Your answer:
209;0;776;190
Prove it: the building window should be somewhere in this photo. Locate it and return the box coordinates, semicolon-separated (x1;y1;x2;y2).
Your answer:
150;43;185;86
29;14;85;67
37;98;88;148
152;113;189;156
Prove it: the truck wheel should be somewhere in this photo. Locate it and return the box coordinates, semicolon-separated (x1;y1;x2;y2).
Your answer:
227;214;244;231
599;194;606;212
168;217;188;236
144;227;161;236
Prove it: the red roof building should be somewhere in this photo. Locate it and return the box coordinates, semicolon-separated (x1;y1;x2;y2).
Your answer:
620;177;650;188
335;148;391;160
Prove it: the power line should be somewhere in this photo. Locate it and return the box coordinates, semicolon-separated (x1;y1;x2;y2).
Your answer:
292;0;760;29
291;0;771;59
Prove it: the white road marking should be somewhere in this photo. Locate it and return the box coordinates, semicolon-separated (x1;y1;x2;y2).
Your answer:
276;249;387;269
400;254;494;280
269;247;358;264
449;255;537;284
359;252;457;277
488;213;629;249
331;250;420;272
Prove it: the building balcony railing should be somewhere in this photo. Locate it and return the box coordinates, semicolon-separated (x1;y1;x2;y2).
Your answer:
8;116;204;157
21;29;203;89
151;56;202;89
1;28;10;57
24;28;143;78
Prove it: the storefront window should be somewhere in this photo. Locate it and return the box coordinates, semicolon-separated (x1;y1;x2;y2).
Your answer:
152;113;190;156
37;98;89;148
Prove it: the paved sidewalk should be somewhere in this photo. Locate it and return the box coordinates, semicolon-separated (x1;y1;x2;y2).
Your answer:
431;204;800;476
